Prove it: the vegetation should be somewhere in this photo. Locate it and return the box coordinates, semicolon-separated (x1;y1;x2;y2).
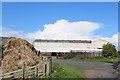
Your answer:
63;53;72;59
48;63;84;79
71;56;119;63
118;51;120;56
118;51;120;54
102;43;117;58
61;53;76;59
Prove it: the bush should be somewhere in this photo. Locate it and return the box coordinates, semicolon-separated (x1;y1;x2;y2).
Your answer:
63;53;71;59
102;43;117;58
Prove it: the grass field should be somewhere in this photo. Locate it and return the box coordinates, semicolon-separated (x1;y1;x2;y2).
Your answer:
70;56;119;63
48;62;84;79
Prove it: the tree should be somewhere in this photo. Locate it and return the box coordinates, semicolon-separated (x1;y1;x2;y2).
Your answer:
118;51;120;57
102;43;117;58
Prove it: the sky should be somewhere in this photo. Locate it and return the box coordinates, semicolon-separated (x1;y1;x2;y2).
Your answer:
1;2;119;49
2;0;119;2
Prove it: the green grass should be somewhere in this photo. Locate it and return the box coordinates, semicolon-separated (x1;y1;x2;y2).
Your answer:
70;56;119;63
48;62;84;79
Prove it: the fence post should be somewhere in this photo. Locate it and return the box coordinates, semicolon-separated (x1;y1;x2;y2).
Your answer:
35;65;38;78
49;58;52;73
22;63;25;80
45;62;49;76
10;72;14;79
46;57;52;76
45;63;47;76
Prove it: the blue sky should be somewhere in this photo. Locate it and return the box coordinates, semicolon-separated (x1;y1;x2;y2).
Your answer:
1;2;119;49
2;2;118;36
2;0;119;2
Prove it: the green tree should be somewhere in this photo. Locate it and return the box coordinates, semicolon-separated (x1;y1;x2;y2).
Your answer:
102;43;117;58
118;51;120;54
118;51;120;57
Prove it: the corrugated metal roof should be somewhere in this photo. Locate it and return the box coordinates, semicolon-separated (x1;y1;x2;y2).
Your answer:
34;39;92;43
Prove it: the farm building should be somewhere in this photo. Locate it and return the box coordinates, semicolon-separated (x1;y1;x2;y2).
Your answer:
33;39;108;57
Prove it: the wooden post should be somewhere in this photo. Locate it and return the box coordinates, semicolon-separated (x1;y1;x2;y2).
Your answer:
36;50;38;56
35;65;38;78
45;63;47;76
99;51;101;56
46;62;50;76
22;63;25;80
49;58;52;73
38;51;40;56
56;53;58;59
10;72;14;79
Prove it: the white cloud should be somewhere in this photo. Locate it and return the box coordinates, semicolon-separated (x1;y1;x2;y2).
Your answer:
26;19;101;40
0;27;23;37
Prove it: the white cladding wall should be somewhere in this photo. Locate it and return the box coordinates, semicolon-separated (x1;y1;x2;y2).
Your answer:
90;39;108;48
33;39;108;52
33;42;91;52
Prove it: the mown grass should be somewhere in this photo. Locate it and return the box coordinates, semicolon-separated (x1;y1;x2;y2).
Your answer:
48;62;84;79
70;56;119;63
